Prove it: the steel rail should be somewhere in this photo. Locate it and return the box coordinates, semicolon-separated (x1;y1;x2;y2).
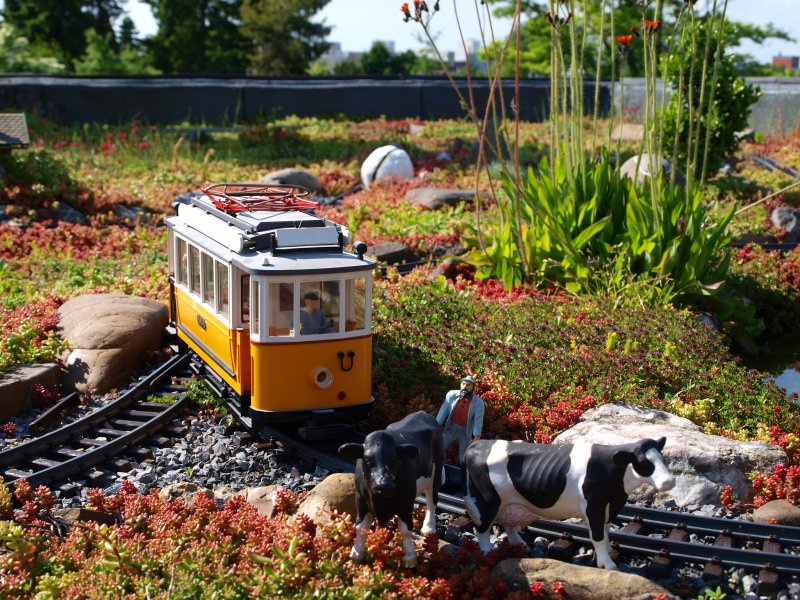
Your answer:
436;491;800;575
0;353;189;465
0;353;191;488
617;505;800;545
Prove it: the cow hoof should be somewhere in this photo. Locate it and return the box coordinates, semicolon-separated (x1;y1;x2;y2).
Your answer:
420;524;436;536
349;548;365;563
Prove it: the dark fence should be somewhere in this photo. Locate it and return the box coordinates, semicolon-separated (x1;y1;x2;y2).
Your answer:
0;76;609;125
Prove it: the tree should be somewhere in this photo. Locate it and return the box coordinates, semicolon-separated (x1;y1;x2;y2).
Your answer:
74;29;160;74
0;22;65;73
145;0;248;74
493;1;792;78
360;42;416;76
2;0;91;66
241;0;330;76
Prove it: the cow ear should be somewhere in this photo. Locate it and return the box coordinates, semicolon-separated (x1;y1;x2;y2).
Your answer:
396;444;419;461
655;437;666;451
338;443;364;461
612;449;635;466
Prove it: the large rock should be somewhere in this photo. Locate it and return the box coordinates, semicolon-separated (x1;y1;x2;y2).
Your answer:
554;403;786;507
0;363;61;421
752;499;800;526
491;558;677;599
771;207;800;243
58;294;168;394
296;473;357;527
366;241;419;265
405;188;477;211
241;485;281;518
620;154;685;187
259;168;325;196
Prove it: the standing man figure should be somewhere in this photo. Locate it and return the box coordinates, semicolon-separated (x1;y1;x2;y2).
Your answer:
436;375;485;464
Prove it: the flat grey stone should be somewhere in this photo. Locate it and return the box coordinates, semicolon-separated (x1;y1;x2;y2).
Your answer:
405;187;476;210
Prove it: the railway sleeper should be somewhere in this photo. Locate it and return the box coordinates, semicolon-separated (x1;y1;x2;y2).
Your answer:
84;469;108;488
162;424;189;437
763;535;783;554
31;457;62;469
757;563;781;596
51;448;85;459
75;437;105;448
666;523;689;542
713;529;734;548
702;555;725;582
93;427;127;439
645;548;673;579
108;418;149;430
57;482;81;498
120;409;166;420
105;458;133;473
4;468;34;480
619;516;646;536
546;533;577;561
126;447;155;462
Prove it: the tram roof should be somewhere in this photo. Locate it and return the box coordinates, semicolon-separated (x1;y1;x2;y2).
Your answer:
166;191;375;276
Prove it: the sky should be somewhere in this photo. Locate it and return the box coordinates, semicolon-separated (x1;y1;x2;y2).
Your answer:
127;0;800;65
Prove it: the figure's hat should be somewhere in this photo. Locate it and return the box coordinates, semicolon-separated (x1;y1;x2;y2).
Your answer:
461;375;476;386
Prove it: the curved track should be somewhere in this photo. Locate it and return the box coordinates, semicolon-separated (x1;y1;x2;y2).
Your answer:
0;353;191;493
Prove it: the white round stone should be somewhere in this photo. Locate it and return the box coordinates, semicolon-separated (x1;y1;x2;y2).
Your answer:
360;145;414;189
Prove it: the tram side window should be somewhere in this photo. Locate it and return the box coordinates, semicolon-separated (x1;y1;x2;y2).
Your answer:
345;277;367;331
177;239;188;286
202;253;214;305
167;230;175;278
252;281;260;335
216;261;229;317
268;282;293;337
241;275;250;323
190;245;201;295
292;282;338;335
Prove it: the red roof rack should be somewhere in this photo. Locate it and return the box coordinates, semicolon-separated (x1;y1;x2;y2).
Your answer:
201;183;319;214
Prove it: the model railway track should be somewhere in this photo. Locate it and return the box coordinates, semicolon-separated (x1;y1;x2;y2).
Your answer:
0;353;192;494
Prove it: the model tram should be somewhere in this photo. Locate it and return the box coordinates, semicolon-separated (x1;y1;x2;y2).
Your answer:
165;183;376;437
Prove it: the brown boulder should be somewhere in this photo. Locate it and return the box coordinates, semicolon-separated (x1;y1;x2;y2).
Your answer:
259;168;325;196
0;363;60;421
752;499;800;526
242;485;281;518
405;188;476;210
58;294;168;394
296;473;357;527
158;482;214;509
491;558;677;599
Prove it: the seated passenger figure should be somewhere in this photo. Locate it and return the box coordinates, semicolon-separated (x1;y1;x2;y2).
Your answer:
291;291;333;335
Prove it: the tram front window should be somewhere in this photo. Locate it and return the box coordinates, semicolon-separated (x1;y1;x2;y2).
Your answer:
289;282;339;335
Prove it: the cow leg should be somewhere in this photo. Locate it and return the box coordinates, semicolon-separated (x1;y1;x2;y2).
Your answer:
506;526;529;550
350;512;373;563
420;464;437;535
584;503;617;570
398;518;418;568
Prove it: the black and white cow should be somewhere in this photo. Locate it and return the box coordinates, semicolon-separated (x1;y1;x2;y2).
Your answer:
464;437;675;570
338;411;444;568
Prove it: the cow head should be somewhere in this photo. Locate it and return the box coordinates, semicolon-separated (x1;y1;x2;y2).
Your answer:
613;437;675;494
339;432;419;497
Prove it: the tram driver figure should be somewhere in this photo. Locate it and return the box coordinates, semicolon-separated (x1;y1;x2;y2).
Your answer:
436;375;484;465
291;291;333;335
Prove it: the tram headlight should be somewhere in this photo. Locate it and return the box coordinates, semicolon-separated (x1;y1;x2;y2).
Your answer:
353;241;367;259
313;367;334;389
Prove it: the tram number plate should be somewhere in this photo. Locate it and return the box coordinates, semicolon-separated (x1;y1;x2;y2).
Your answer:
196;314;207;330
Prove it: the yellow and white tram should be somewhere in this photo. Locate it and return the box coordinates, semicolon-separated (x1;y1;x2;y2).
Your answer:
165;184;375;434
